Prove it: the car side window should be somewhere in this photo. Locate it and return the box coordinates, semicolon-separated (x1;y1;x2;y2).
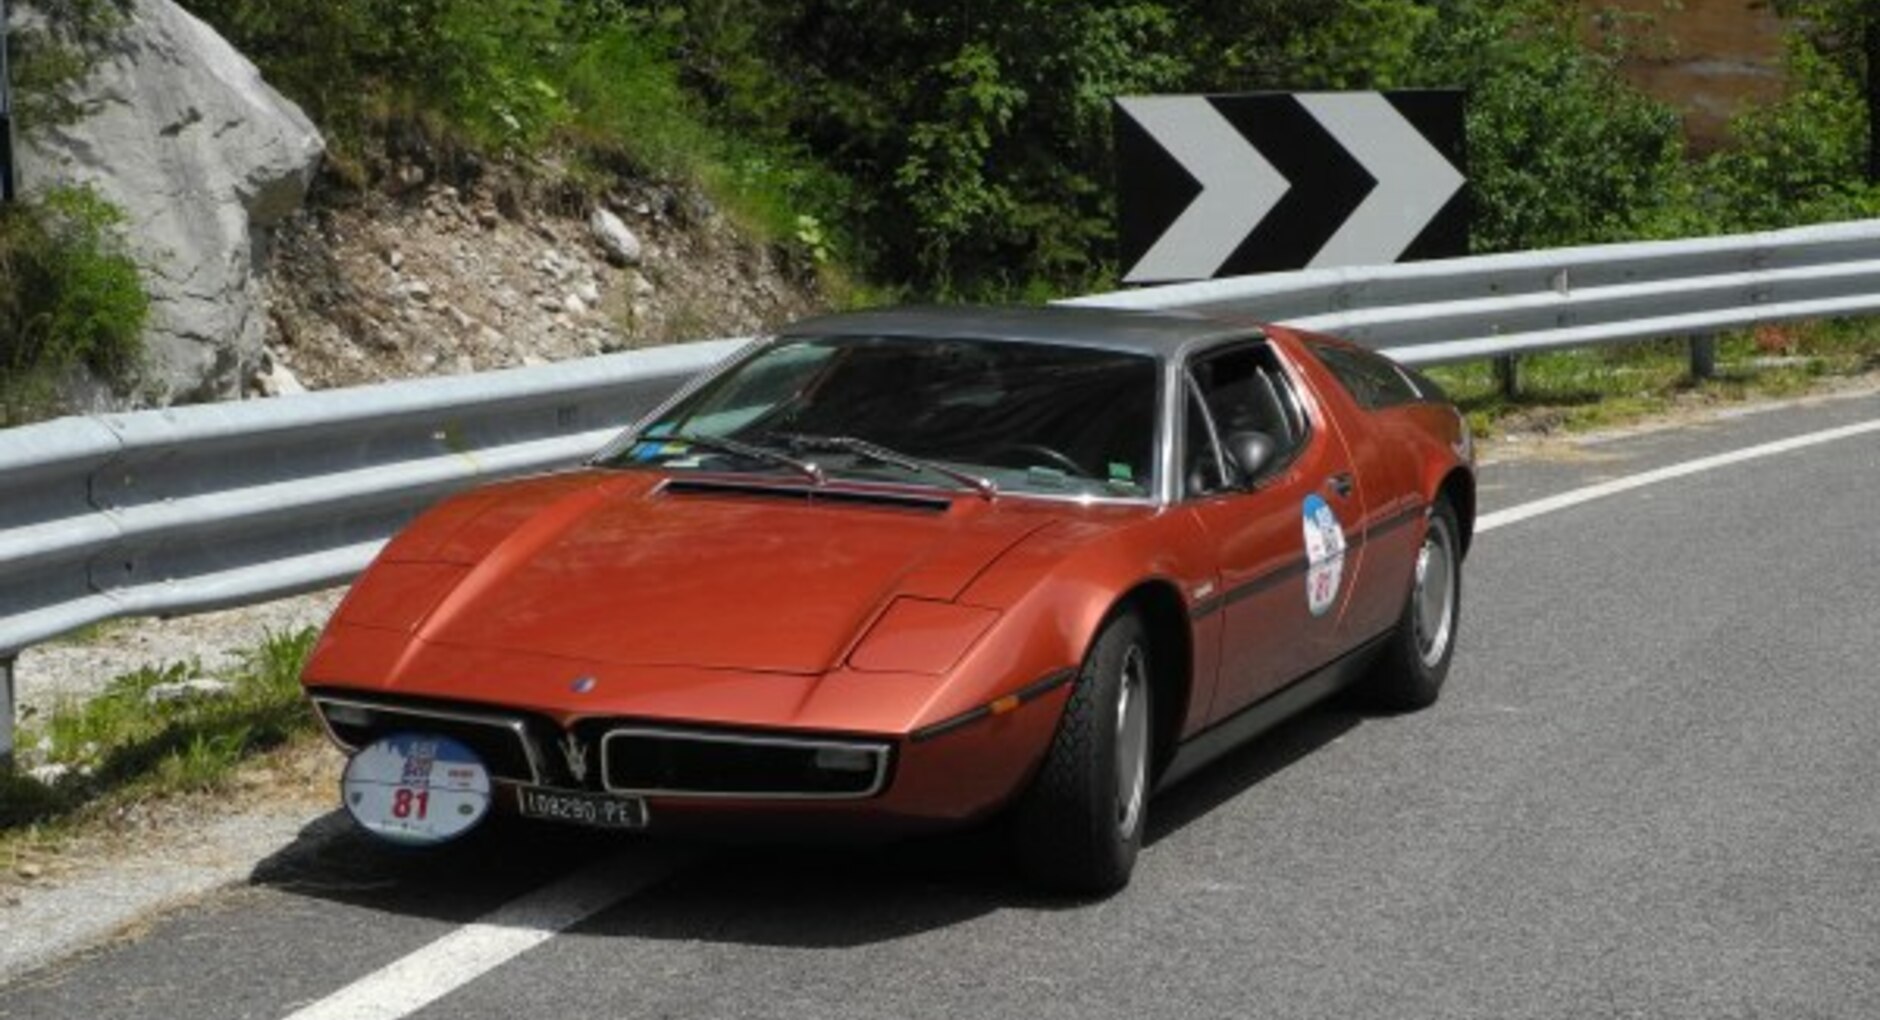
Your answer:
1184;342;1309;497
1307;341;1422;410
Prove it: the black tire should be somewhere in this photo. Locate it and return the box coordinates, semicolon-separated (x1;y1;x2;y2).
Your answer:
1364;497;1462;711
1012;610;1154;896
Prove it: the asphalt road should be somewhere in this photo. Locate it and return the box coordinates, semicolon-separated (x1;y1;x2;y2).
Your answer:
6;388;1880;1020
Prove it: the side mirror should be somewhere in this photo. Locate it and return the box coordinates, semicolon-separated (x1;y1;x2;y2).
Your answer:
1224;431;1278;484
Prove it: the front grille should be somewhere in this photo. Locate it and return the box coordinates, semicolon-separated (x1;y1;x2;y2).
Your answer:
312;695;544;784
600;727;891;799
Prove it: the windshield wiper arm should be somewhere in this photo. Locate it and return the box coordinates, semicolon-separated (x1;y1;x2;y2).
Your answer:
772;433;997;500
665;432;825;485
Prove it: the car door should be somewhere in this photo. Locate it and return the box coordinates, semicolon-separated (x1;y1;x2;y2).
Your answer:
1181;340;1368;726
1286;336;1431;647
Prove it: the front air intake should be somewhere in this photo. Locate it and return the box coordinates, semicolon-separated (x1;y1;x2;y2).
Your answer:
659;478;952;512
600;727;891;799
311;693;546;785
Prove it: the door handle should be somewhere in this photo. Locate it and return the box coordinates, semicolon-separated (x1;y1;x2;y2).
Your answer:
1325;472;1354;499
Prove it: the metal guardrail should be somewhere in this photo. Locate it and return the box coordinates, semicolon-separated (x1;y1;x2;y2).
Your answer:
4;217;1880;760
0;340;743;761
1066;218;1880;366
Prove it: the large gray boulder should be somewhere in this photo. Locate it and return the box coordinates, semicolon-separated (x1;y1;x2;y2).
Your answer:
19;0;324;404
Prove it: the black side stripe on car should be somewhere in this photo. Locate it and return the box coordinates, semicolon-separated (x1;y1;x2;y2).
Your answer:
913;508;1433;735
909;667;1079;743
1369;501;1428;539
1188;503;1428;622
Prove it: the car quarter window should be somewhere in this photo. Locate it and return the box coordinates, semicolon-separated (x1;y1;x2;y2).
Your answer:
1305;340;1425;410
1184;383;1231;497
1183;341;1309;497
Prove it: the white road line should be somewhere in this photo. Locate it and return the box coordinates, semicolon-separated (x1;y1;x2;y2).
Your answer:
1478;417;1880;534
280;851;678;1020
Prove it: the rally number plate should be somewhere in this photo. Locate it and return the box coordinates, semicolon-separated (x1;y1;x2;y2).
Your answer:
516;786;650;830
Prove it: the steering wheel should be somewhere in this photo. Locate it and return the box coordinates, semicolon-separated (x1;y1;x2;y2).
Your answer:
988;442;1094;478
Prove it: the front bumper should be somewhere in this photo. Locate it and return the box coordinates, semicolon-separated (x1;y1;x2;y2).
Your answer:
307;685;1067;832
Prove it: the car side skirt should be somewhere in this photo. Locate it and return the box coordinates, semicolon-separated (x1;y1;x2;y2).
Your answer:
1154;632;1389;793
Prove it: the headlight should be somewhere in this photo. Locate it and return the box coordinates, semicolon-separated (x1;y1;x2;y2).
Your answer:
848;598;999;675
335;562;468;632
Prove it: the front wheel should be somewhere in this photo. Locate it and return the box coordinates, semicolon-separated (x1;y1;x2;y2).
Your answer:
1011;610;1153;896
1363;498;1462;711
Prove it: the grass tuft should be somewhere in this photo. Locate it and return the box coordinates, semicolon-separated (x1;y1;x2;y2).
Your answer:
2;628;321;831
0;185;149;424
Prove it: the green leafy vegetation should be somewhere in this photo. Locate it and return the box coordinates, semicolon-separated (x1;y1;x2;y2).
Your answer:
628;0;1707;295
0;628;320;832
0;186;149;425
1687;40;1880;231
556;0;1880;295
177;0;849;265
5;0;133;129
163;0;1880;302
0;4;147;425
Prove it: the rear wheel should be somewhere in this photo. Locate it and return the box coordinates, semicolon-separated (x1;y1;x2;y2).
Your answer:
1364;498;1461;711
1012;610;1153;896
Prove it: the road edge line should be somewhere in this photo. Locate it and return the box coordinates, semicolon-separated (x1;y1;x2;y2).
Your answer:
1478;418;1880;534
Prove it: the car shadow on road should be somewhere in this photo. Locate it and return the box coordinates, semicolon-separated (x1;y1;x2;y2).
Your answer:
1146;700;1362;845
248;809;666;924
573;701;1365;948
248;701;1364;946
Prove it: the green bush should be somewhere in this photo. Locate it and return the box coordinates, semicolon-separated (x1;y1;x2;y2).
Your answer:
5;0;132;129
628;0;1692;295
1406;1;1690;251
1691;40;1880;231
179;0;847;262
0;186;148;424
171;0;1880;301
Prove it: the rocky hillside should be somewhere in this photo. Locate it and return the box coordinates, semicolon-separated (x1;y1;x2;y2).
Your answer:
16;0;323;408
14;0;828;411
259;166;823;394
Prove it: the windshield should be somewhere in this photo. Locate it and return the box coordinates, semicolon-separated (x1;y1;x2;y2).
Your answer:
599;335;1160;500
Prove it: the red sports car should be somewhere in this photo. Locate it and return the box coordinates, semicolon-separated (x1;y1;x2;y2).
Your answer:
303;306;1473;894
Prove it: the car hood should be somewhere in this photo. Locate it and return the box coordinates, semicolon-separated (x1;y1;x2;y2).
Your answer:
382;472;1057;675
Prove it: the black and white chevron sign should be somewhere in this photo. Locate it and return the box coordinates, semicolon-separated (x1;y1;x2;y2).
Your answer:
1114;91;1468;283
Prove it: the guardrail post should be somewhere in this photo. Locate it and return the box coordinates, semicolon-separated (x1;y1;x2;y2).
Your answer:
1689;335;1717;381
0;657;15;771
1;0;16;203
1494;355;1520;399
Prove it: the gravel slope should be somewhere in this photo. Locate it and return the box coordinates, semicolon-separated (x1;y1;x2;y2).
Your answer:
12;589;344;719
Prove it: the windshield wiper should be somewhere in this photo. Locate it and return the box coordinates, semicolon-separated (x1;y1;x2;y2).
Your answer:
661;432;825;485
772;433;997;500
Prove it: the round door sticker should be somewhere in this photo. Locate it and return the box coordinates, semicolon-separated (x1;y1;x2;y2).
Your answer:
342;733;492;846
1302;494;1348;618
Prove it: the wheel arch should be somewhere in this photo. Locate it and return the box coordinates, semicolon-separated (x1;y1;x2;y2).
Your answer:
1436;467;1476;559
1112;579;1193;781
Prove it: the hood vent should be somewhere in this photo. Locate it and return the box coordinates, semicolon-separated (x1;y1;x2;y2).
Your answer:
660;477;953;513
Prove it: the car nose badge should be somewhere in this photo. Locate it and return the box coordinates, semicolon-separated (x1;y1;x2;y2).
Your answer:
559;733;590;784
563;677;597;783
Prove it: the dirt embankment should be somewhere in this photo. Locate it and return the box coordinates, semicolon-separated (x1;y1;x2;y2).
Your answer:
1595;0;1789;152
257;160;827;394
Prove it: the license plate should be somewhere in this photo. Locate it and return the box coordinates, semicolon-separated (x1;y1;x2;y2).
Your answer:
516;786;649;830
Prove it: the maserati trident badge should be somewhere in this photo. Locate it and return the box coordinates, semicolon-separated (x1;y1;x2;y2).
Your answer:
559;733;590;784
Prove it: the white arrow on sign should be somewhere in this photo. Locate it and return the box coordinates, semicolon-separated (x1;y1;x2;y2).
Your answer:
1296;92;1466;269
1118;96;1290;284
